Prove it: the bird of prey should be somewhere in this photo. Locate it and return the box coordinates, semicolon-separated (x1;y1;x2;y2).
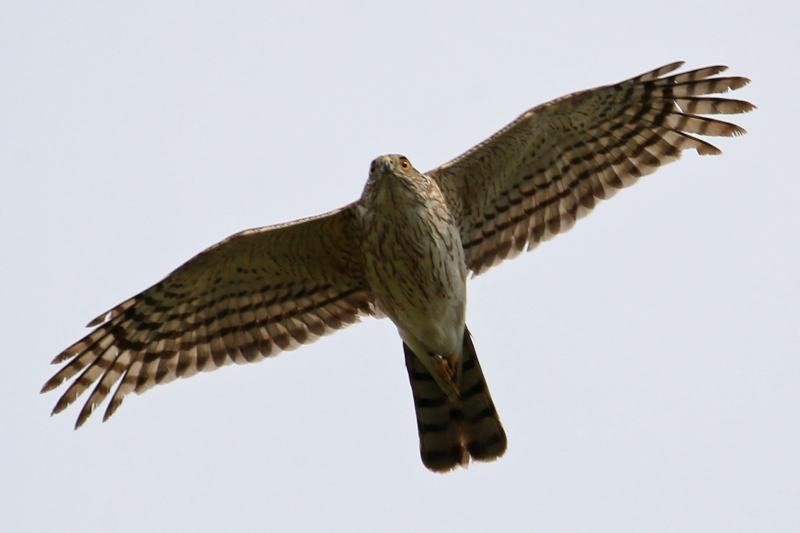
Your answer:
43;62;753;472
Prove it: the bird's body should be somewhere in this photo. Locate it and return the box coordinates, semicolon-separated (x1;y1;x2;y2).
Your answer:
360;156;505;469
43;62;753;472
361;156;467;377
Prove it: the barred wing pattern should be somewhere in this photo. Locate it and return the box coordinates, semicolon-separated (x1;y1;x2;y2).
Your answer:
428;62;754;275
43;204;373;428
43;61;752;474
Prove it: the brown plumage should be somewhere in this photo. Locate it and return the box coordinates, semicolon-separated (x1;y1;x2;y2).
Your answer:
43;62;753;472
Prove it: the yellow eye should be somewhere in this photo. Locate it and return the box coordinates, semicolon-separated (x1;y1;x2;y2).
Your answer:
400;159;411;170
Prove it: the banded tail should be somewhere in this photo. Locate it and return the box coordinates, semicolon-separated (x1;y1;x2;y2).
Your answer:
403;327;507;472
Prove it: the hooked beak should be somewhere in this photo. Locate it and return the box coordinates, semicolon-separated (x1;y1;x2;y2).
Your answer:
377;156;393;174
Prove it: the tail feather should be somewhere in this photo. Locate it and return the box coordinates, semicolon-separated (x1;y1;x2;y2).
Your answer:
403;327;506;472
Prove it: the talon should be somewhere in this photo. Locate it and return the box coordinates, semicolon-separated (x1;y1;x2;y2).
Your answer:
433;355;459;396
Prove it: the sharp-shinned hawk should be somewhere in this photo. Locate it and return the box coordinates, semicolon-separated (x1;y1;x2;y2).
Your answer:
43;62;753;472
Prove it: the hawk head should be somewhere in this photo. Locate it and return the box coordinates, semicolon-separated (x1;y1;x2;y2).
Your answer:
362;154;432;207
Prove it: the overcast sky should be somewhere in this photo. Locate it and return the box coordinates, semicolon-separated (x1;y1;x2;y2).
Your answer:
2;2;798;532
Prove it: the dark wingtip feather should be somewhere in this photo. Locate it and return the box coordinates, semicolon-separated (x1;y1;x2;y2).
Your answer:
731;76;751;89
697;143;723;156
103;394;124;422
75;403;94;429
51;394;72;416
41;376;64;394
51;349;75;365
87;312;109;328
632;61;685;83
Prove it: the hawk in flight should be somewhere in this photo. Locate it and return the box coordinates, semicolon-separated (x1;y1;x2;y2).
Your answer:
43;62;753;472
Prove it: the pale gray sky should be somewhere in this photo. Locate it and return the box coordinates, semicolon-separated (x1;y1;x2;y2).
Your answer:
2;2;797;532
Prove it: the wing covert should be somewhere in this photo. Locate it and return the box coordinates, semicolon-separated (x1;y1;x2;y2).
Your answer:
428;62;754;274
43;203;373;427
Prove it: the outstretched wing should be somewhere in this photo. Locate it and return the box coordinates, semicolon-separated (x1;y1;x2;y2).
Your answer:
428;62;754;275
43;203;373;428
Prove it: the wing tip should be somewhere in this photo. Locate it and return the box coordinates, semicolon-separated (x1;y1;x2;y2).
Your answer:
75;408;91;429
51;396;70;416
41;378;61;394
635;61;685;82
697;144;723;156
664;60;686;72
87;312;110;328
51;350;74;365
725;76;752;92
